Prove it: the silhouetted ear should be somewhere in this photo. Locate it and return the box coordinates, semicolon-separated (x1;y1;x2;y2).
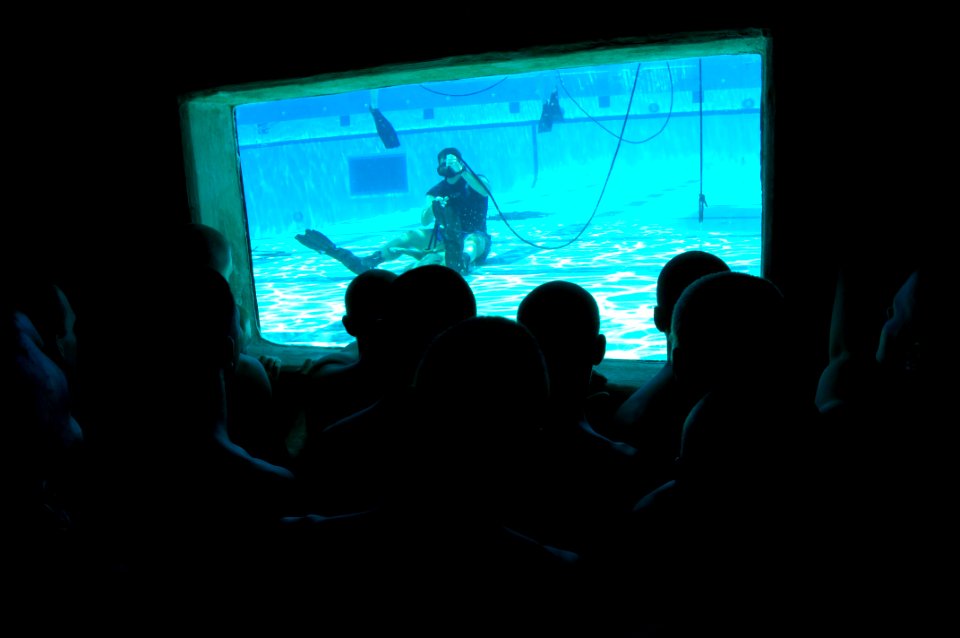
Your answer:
342;315;357;337
592;334;606;366
653;305;667;332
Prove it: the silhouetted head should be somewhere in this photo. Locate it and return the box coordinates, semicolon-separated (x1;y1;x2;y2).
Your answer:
342;269;398;339
159;264;242;378
517;280;605;399
412;316;549;495
384;264;476;380
415;315;549;429
677;387;799;488
175;222;234;282
654;250;730;335
671;271;787;398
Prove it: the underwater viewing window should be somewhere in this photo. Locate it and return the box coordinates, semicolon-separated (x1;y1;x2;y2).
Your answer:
180;29;771;382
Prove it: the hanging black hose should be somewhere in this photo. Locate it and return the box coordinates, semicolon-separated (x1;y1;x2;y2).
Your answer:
698;58;707;225
557;62;675;145
418;76;510;97
486;61;657;252
424;62;678;252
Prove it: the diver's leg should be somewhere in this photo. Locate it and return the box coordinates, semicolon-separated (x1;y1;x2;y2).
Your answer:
459;232;490;274
375;229;432;263
443;233;464;273
413;251;445;269
295;229;372;275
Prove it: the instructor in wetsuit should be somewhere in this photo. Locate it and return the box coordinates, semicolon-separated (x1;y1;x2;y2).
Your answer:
297;147;492;276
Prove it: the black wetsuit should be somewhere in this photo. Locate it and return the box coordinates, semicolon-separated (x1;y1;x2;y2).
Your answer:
426;177;490;270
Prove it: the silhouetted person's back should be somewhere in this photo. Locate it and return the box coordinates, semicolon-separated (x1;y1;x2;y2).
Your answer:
588;271;822;636
272;316;585;633
292;268;397;455
816;264;948;634
96;264;297;604
818;265;939;435
7;274;84;490
171;222;291;467
3;266;99;598
626;389;815;635
294;264;477;515
4;305;86;592
515;280;640;553
610;250;730;496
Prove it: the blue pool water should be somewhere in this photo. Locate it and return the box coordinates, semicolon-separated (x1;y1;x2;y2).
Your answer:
238;55;763;360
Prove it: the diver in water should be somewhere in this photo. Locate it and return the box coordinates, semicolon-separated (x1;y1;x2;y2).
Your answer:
297;147;492;276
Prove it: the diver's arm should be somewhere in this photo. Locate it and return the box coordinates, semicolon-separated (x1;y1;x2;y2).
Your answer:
461;170;491;197
420;196;437;226
446;155;491;197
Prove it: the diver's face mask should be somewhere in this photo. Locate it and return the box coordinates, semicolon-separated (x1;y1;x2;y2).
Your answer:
437;153;462;177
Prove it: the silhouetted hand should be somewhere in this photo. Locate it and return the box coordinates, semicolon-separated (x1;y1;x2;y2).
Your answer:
259;354;282;384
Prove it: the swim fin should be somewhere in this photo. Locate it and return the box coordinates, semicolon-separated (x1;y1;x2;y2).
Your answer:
370;106;400;149
296;229;337;253
295;229;375;275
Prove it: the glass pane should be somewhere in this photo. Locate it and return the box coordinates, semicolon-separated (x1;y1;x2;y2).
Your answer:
236;53;762;361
